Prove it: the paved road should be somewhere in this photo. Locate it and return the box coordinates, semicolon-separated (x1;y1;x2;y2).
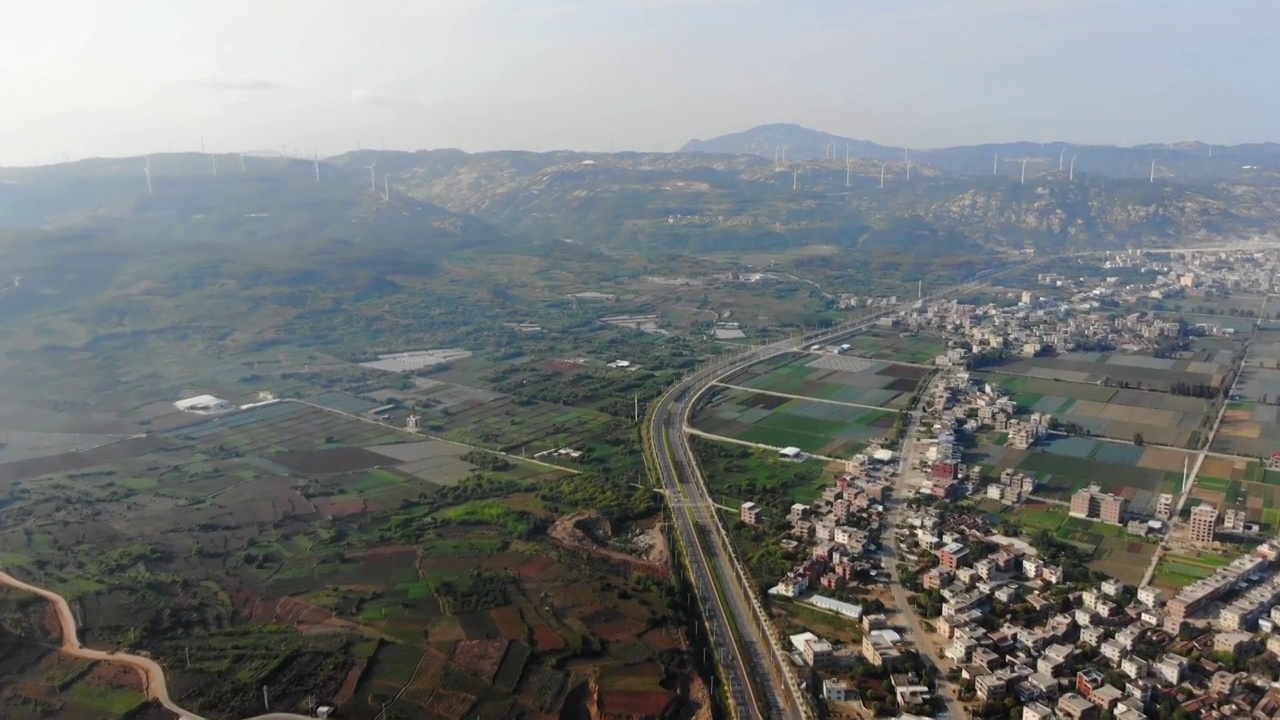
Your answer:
0;569;314;720
881;372;966;720
1139;293;1272;587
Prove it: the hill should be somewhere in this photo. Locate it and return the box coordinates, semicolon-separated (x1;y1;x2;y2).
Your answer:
679;124;1280;182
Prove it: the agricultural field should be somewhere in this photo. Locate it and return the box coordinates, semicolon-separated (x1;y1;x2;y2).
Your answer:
1152;551;1238;590
1231;330;1280;405
987;503;1155;585
975;373;1214;448
0;395;699;720
819;329;948;364
1210;402;1280;457
967;436;1194;516
987;349;1233;391
721;351;931;410
693;386;895;457
691;436;840;511
424;396;626;459
1186;461;1280;531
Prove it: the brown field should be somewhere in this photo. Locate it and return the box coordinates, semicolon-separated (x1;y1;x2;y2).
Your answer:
640;628;682;652
428;616;466;642
0;436;170;482
599;690;675;718
1138;446;1190;472
273;446;395;474
490;606;526;640
333;657;369;707
532;625;566;651
1200;457;1236;479
452;640;507;682
313;498;383;517
594;618;647;642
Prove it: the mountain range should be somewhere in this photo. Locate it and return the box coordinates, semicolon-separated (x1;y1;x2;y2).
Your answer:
681;123;1280;182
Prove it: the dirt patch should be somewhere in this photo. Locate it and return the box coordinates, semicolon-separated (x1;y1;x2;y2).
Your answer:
490;606;526;640
345;545;418;560
314;498;383;517
273;447;397;474
532;625;566;651
452;640;507;682
518;556;554;578
0;436;170;483
876;363;931;380
333;656;369;707
82;661;145;692
594;618;647;643
548;512;668;579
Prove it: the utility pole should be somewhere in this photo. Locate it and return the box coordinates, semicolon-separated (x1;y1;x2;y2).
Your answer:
262;685;270;711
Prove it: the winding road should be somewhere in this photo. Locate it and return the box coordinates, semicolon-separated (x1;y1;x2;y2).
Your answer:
0;570;314;720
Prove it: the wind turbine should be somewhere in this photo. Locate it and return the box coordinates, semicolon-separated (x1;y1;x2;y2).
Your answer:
876;160;887;188
1004;157;1047;184
993;153;999;176
200;135;206;154
240;154;246;173
1150;160;1157;183
1059;148;1066;172
143;157;153;195
792;165;799;191
824;143;833;160
845;143;851;187
383;174;390;200
774;145;781;170
211;154;217;176
904;149;912;181
313;153;321;183
366;160;378;193
1069;155;1077;181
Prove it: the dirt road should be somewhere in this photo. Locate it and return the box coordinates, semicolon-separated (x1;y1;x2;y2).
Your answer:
0;569;314;720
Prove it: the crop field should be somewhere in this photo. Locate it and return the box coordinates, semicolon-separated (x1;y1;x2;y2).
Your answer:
983;436;1194;515
170;402;413;456
822;330;947;364
1210;402;1280;457
429;396;623;455
1153;551;1237;589
693;386;894;456
722;351;930;410
988;350;1230;389
975;373;1213;447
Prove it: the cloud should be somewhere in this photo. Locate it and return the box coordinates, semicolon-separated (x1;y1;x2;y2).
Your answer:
188;78;283;91
350;88;430;109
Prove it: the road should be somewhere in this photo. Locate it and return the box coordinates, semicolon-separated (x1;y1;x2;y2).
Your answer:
0;569;314;720
649;271;1011;719
879;372;967;720
1138;293;1272;587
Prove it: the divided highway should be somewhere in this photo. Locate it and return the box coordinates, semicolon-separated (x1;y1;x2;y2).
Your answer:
648;271;1029;719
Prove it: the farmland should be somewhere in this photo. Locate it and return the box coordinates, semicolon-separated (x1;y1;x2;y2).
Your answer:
815;329;948;364
986;502;1157;585
985;349;1233;391
0;396;702;720
967;435;1194;516
693;386;895;457
974;373;1214;448
722;351;932;411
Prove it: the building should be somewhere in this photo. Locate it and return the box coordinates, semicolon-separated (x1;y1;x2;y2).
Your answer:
1058;692;1099;720
1156;493;1174;520
1190;504;1218;544
1138;585;1162;608
802;637;834;667
740;501;762;525
1070;486;1128;525
822;678;849;701
1155;654;1186;685
862;629;903;667
939;542;970;570
1022;701;1055;720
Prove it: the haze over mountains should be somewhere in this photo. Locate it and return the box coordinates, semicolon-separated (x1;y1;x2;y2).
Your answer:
681;124;1280;182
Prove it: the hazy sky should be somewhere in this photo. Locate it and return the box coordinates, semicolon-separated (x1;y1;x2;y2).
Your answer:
3;0;1277;164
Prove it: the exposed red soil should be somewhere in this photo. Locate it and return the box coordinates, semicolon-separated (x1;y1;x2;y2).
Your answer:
83;661;146;692
333;657;369;707
548;512;668;580
314;498;384;517
532;625;566;652
452;639;507;682
594;618;647;643
345;545;417;559
491;606;526;640
519;556;554;578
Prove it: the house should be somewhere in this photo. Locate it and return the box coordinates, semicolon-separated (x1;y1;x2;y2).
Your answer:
1042;565;1065;584
822;678;849;702
1121;656;1149;680
801;637;834;667
1101;639;1126;664
1156;654;1186;685
862;629;903;667
1091;684;1125;711
975;674;1008;701
1023;701;1055;720
1214;631;1253;654
1101;578;1124;597
939;542;970;570
1210;670;1237;696
740;501;762;525
1058;692;1099;720
1080;626;1106;647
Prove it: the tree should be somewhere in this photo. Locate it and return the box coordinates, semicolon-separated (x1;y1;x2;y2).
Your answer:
1133;432;1145;447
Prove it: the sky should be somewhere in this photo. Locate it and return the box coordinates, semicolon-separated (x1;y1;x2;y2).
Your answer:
2;0;1278;165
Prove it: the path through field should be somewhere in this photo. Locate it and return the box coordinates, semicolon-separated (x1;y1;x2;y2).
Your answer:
0;569;315;720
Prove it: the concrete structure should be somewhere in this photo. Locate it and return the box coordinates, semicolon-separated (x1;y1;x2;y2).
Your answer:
1070;486;1128;525
173;394;235;414
822;678;849;701
740;501;762;525
1190;504;1218;544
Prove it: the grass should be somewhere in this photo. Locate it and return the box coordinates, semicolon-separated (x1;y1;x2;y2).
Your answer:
1015;506;1069;531
69;683;146;714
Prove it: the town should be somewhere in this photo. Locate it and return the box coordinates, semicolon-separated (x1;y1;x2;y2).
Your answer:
716;248;1280;719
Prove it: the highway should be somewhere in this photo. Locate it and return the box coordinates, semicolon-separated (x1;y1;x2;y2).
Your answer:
646;256;1070;719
